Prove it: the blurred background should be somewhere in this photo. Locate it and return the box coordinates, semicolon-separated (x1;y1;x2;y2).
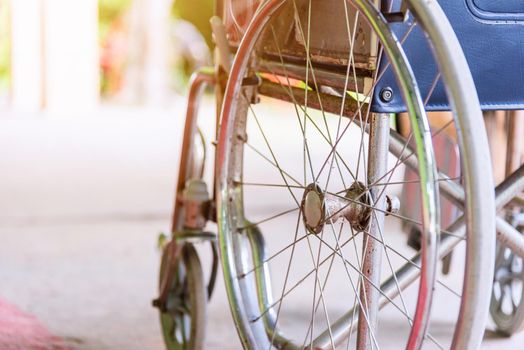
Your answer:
0;0;215;111
0;1;240;349
0;1;522;350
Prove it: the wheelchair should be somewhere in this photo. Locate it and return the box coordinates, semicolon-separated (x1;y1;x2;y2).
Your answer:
152;1;524;349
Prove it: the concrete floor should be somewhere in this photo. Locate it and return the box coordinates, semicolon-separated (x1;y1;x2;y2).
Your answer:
0;105;522;349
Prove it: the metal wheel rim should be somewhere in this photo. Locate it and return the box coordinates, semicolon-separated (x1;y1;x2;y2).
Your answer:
216;0;441;348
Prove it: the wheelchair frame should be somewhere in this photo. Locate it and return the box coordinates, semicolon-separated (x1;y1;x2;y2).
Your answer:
155;1;524;349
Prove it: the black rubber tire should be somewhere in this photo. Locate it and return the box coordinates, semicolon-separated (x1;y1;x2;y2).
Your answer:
159;244;206;350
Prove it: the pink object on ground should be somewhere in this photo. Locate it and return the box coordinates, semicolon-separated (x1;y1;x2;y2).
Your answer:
0;298;69;350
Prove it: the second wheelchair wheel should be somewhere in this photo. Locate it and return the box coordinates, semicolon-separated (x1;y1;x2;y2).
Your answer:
490;213;524;336
216;0;494;349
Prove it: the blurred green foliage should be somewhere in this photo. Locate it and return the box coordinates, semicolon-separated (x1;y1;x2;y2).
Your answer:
97;0;214;94
170;0;214;91
0;0;10;91
99;0;132;96
99;0;132;39
172;0;214;49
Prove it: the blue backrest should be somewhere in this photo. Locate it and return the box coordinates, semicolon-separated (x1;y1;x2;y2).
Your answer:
371;0;524;113
470;0;524;14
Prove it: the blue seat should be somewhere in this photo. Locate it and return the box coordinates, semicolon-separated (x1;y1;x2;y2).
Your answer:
371;0;524;113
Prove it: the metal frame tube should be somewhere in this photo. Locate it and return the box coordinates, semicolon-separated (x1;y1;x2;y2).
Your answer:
257;80;361;119
496;164;524;211
496;217;524;259
357;113;390;350
172;69;216;232
391;132;524;259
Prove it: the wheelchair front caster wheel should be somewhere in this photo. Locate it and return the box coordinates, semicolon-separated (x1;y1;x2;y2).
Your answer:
157;243;206;350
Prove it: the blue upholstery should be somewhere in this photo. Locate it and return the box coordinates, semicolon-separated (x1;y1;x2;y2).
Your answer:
470;0;524;14
371;0;524;113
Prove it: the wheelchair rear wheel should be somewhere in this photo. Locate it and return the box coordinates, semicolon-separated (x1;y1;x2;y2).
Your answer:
216;0;495;349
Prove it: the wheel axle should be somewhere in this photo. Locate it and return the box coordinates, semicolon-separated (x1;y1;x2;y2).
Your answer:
301;182;399;234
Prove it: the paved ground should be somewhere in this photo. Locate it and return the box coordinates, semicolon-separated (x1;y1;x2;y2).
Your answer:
0;105;522;349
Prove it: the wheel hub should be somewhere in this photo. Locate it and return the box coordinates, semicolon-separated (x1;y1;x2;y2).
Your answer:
301;182;374;234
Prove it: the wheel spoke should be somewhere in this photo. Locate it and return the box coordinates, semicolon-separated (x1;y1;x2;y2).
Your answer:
269;211;304;347
247;98;302;207
292;0;364;187
264;28;358;186
245;142;303;187
304;228;336;349
236;181;306;190
268;24;317;184
253;230;360;323
240;233;310;279
365;118;456;191
300;222;347;347
239;207;300;232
